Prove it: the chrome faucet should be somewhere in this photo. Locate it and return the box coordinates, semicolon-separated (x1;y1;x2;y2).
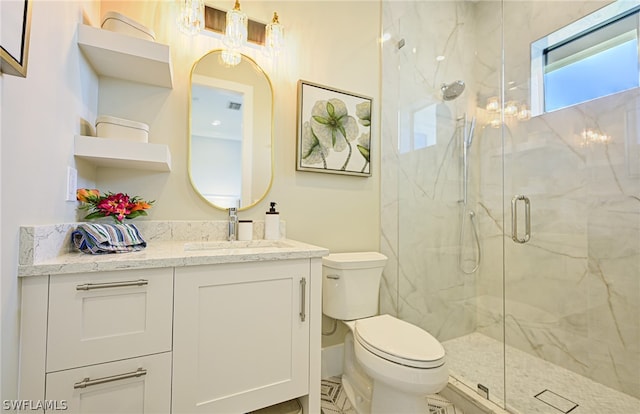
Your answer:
228;207;239;241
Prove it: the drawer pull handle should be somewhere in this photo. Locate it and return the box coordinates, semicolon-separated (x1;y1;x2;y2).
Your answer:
73;367;147;389
76;279;148;291
299;277;307;322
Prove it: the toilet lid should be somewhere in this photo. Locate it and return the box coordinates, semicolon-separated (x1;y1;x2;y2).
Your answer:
354;315;445;369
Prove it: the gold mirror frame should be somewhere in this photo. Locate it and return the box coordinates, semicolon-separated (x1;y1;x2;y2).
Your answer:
188;50;274;211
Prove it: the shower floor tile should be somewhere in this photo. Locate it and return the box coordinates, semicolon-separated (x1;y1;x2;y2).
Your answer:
443;332;640;414
320;376;464;414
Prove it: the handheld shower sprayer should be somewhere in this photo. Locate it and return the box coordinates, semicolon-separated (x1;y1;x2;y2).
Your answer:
466;117;476;148
458;114;481;274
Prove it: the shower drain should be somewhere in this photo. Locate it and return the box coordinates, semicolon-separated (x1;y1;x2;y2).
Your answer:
534;389;579;413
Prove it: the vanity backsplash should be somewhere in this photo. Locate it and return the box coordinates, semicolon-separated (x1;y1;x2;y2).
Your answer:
19;220;286;267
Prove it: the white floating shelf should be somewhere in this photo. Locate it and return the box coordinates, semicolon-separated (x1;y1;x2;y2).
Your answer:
74;135;171;172
77;24;173;88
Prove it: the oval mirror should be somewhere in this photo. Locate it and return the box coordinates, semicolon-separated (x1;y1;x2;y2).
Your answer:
189;50;273;210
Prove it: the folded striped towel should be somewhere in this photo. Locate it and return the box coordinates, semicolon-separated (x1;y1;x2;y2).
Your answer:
72;223;147;254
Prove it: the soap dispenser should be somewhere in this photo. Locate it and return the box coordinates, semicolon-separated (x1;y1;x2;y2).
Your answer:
264;202;280;240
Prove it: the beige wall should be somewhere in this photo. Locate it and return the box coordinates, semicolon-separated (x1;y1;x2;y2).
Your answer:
0;0;380;401
94;0;381;253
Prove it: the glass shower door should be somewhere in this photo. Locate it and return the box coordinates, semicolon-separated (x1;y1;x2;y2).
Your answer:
502;1;640;412
381;0;508;409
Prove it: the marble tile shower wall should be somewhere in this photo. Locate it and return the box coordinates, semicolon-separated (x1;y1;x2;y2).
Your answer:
380;1;484;340
495;0;639;399
381;0;639;401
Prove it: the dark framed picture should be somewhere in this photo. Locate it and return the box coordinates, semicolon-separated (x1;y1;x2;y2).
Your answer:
1;0;32;77
296;80;372;177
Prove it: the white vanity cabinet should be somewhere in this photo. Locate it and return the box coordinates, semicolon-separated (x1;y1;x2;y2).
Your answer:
18;233;325;414
172;259;320;414
19;268;174;413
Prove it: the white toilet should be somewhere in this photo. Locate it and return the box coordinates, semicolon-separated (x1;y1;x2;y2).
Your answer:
322;252;448;414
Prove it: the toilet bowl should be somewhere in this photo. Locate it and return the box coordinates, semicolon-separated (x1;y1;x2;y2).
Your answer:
353;315;448;412
322;252;449;414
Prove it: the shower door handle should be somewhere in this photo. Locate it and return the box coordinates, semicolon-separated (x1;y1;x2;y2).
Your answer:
511;195;531;244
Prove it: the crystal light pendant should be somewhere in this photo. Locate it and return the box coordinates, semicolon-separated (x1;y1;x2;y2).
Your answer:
486;96;500;112
223;0;248;50
504;101;519;117
177;0;204;36
220;49;242;67
264;12;284;58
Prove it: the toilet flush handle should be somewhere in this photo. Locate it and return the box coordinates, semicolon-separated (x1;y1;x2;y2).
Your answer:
326;274;340;279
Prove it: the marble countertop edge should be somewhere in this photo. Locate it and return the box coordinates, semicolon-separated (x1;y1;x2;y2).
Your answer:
18;238;329;277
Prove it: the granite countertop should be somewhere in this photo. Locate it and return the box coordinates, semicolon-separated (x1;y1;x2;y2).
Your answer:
18;221;329;277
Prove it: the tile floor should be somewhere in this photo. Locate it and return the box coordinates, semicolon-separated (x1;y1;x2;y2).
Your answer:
320;376;465;414
443;332;640;414
318;333;640;414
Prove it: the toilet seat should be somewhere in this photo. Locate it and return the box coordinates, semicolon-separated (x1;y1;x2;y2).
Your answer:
354;314;445;369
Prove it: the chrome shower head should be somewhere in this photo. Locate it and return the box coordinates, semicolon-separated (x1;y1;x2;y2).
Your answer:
441;80;466;101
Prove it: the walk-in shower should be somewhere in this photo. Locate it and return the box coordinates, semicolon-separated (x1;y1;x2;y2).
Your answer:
382;1;640;413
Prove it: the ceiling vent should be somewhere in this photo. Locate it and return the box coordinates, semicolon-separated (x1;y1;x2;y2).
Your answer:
228;102;242;110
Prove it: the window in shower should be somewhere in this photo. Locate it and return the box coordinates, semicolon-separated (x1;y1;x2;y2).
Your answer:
531;2;640;116
399;103;437;153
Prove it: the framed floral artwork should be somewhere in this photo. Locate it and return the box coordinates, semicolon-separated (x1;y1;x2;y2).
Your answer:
296;80;372;176
0;0;32;77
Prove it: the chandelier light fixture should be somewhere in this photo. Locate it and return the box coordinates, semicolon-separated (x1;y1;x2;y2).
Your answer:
177;0;204;36
202;2;285;66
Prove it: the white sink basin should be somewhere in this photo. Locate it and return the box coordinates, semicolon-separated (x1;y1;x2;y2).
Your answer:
184;239;296;251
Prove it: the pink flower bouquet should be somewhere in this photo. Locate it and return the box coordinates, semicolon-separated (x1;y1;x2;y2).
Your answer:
76;189;154;223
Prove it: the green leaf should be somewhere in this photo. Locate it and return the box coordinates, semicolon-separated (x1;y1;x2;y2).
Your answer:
302;135;321;159
312;115;330;125
84;211;106;220
126;210;147;219
337;124;347;141
326;101;335;118
357;145;370;162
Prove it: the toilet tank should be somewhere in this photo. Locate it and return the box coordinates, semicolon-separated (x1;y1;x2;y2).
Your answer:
322;252;388;321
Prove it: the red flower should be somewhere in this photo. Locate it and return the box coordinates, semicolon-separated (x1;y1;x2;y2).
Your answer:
76;189;154;223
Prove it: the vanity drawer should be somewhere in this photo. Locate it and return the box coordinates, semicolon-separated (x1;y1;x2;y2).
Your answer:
45;351;171;414
46;268;173;372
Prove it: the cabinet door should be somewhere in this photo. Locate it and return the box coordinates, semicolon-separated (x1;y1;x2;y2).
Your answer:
173;260;310;413
45;352;171;413
47;268;173;372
